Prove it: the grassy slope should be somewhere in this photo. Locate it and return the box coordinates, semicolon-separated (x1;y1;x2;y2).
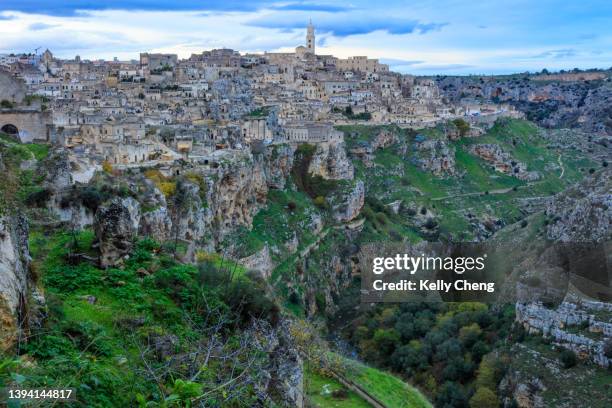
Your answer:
341;358;432;408
305;366;371;408
6;227;264;407
339;119;595;241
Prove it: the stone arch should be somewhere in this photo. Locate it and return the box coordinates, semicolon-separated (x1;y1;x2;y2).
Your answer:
1;123;18;135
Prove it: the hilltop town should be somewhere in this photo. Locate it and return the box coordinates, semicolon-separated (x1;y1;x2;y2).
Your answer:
0;22;520;172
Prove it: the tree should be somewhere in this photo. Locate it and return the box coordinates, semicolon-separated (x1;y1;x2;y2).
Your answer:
436;381;468;408
469;387;499;408
453;118;470;137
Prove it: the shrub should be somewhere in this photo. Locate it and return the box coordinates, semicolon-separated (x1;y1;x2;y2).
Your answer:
25;188;52;207
44;263;103;292
331;388;348;399
313;196;326;208
469;387;499;408
287;201;297;211
79;186;104;211
453;118;470;137
520;219;528;228
158;181;176;197
102;160;113;173
559;348;577;368
603;339;612;358
226;278;280;327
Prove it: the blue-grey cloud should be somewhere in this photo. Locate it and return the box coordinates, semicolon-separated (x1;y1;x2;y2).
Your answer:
413;64;474;71
0;1;271;16
380;58;424;66
29;22;59;31
247;15;447;37
534;49;577;59
272;3;351;13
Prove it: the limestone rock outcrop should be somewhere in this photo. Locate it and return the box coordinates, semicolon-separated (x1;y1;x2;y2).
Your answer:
239;244;274;279
209;157;267;240
546;169;611;242
260;144;295;189
331;180;365;223
94;197;141;268
469;143;539;181
172;180;210;244
516;301;612;367
0;215;40;350
308;140;354;180
0;71;26;104
413;138;456;176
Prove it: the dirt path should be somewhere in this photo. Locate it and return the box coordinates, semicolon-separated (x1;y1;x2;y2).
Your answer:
431;187;514;201
558;153;565;178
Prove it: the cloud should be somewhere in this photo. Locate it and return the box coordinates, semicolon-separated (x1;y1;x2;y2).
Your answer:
379;58;424;66
533;49;577;59
0;1;272;16
29;22;59;31
247;15;447;37
413;63;474;71
0;15;16;20
271;3;351;13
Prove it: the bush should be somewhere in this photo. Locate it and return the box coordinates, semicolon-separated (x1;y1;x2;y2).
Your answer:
25;188;52;207
79;186;104;211
287;201;297;211
376;212;387;225
453;118;470;137
44;263;103;292
313;196;326;208
331;388;348;399
603;339;612;358
559;348;577;368
469;387;499;408
102;160;113;173
226;278;280;327
159;181;176;197
520;219;528;228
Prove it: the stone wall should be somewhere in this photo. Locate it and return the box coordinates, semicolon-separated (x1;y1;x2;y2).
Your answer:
0;110;52;142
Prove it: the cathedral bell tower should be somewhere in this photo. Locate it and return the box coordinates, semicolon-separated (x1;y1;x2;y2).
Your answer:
306;19;315;54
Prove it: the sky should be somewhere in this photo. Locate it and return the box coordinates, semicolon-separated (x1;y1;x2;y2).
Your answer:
0;1;611;75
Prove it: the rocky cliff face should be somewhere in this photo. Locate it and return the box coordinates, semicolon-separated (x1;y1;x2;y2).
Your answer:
260;144;296;189
469;143;539;181
0;215;41;350
139;180;173;241
435;73;612;135
413;138;456;176
209;156;268;240
546;169;611;242
516;301;612;367
308;140;354;180
94;197;140;268
331;180;365;223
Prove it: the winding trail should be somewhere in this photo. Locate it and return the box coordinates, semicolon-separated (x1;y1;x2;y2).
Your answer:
558;153;565;179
